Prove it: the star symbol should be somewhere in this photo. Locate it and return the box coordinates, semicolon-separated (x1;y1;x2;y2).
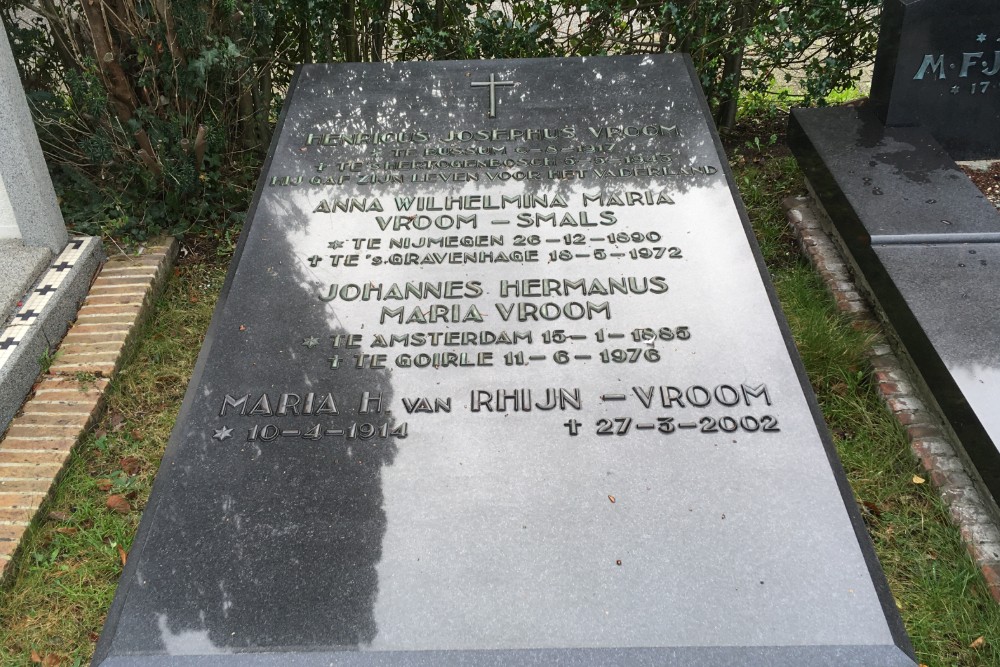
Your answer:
213;426;233;441
303;336;320;348
977;33;987;43
950;86;960;94
328;240;344;249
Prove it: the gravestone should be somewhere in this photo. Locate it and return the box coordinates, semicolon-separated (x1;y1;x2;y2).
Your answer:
869;0;1000;160
93;55;915;666
790;105;1000;508
791;1;1000;509
0;26;102;431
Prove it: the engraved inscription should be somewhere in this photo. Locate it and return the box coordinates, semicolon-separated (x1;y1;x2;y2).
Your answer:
910;32;1000;98
249;69;783;447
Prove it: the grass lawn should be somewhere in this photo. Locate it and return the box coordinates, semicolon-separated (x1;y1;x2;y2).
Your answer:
1;128;999;666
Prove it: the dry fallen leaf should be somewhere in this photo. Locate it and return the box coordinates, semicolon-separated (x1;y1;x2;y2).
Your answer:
106;495;131;514
862;500;883;518
109;412;125;432
120;456;142;475
48;511;71;522
30;650;42;664
42;653;60;667
912;475;926;484
608;495;616;504
95;479;113;492
970;636;985;649
117;544;128;566
130;428;143;441
55;527;78;535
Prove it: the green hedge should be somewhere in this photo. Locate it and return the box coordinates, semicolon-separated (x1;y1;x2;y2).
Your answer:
1;0;878;241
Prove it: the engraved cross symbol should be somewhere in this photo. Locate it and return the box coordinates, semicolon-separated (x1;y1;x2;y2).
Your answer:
471;73;514;118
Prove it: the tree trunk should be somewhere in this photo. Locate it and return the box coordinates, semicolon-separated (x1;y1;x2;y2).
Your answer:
152;0;184;64
298;0;312;63
345;0;358;62
372;0;392;62
715;3;750;130
79;2;138;125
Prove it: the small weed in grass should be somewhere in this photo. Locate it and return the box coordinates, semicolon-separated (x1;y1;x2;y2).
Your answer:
73;372;98;392
36;347;57;374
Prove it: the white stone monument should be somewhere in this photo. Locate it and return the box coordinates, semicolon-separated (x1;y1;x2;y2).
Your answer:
0;24;103;430
0;26;67;252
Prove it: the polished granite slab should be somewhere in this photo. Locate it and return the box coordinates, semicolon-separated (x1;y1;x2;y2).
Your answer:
791;104;1000;507
871;243;1000;499
94;56;914;666
789;107;1000;252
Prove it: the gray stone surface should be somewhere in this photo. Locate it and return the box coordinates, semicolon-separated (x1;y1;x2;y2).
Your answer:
94;56;914;666
872;243;1000;503
789;107;1000;253
0;25;68;252
0;236;103;432
0;239;50;325
790;104;1000;510
869;0;1000;160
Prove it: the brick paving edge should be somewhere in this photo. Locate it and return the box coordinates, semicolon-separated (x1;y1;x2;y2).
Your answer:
783;195;1000;603
0;238;179;584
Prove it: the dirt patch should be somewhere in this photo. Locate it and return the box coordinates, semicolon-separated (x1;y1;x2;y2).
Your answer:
721;111;793;162
961;162;1000;211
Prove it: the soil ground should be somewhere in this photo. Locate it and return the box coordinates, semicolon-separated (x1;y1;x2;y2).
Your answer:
963;162;1000;211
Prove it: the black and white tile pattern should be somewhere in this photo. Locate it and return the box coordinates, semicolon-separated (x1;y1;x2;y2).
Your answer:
0;237;87;367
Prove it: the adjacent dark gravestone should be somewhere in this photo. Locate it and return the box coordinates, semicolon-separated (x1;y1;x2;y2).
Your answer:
869;0;1000;160
93;56;915;666
790;105;1000;511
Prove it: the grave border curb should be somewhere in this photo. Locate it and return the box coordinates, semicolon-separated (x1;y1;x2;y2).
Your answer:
783;194;1000;603
0;238;178;583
